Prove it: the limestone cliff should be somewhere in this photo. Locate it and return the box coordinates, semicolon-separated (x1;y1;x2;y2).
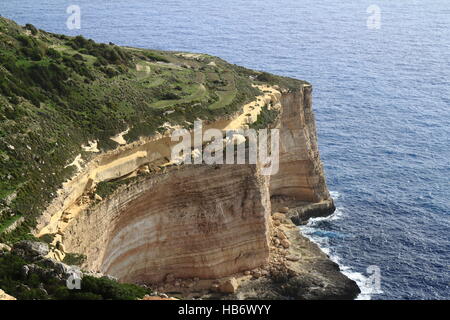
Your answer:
271;85;336;221
272;85;329;201
35;84;348;296
64;164;270;283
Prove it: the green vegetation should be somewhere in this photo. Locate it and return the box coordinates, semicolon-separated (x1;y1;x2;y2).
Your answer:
250;105;279;130
0;16;306;245
95;177;140;199
0;252;150;300
0;215;22;234
142;51;170;63
38;233;55;245
62;253;86;266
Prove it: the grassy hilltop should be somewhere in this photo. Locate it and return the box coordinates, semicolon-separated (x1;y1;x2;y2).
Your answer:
0;16;305;244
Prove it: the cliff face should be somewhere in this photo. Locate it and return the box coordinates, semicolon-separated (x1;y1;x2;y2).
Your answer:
36;85;281;237
63;165;271;283
271;86;335;221
271;85;329;202
53;85;335;285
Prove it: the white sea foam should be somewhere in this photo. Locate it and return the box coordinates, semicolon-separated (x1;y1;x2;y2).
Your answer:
307;206;345;225
299;194;375;300
329;190;341;200
327;252;378;300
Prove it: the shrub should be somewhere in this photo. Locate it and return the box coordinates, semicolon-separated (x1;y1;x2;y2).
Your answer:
256;72;277;83
39;233;55;244
0;252;151;300
143;51;170;63
72;53;84;61
250;105;279;130
25;24;38;35
62;253;86;266
79;276;149;300
46;48;61;59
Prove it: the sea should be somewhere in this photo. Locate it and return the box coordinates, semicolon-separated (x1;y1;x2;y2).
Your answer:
1;0;449;300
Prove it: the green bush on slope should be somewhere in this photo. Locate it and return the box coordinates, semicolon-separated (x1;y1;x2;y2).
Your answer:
0;252;150;300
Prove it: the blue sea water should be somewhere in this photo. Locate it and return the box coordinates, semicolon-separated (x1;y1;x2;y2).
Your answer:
1;0;449;300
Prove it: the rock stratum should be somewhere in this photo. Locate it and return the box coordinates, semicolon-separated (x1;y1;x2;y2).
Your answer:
0;17;359;299
65;165;271;283
35;85;358;299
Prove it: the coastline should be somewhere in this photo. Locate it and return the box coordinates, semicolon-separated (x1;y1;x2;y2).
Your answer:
191;200;361;300
299;192;378;300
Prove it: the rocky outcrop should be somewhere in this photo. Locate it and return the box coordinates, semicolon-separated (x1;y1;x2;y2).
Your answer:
10;241;82;285
272;85;330;201
12;241;50;262
0;289;16;300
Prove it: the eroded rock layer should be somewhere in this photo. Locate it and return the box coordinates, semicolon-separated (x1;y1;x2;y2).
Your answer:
63;165;271;283
271;85;330;203
41;84;337;287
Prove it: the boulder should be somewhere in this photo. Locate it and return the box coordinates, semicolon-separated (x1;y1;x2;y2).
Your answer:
12;241;49;261
0;289;16;300
286;254;301;262
0;243;11;252
276;231;287;240
39;257;82;279
272;213;285;221
279;207;289;213
53;249;66;261
281;239;291;249
218;277;238;294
